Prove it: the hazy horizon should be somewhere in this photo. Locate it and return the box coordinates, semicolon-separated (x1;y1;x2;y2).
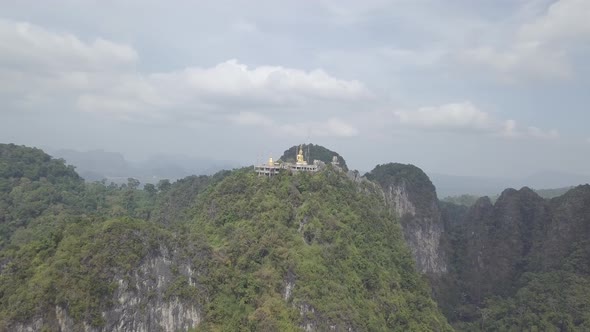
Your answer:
7;142;584;199
2;0;589;178
34;143;590;179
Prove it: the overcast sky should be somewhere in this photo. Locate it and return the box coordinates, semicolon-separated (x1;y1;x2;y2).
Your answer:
1;0;589;176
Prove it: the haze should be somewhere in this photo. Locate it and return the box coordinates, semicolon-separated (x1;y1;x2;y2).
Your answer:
1;0;589;180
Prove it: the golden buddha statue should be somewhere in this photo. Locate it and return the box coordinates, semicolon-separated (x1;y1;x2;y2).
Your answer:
296;145;307;165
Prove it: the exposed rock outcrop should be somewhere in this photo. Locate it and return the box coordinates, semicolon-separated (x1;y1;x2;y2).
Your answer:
450;188;550;303
441;184;590;326
544;184;590;271
366;163;448;276
13;248;201;332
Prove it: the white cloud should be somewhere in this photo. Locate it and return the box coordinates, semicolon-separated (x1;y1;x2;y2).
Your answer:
229;111;274;127
150;59;371;106
526;126;560;140
394;102;494;132
231;20;258;33
459;44;571;80
0;19;371;125
229;111;358;137
319;0;394;24
0;19;137;71
379;47;446;68
392;101;558;140
458;0;590;80
280;118;358;137
519;0;590;45
500;119;519;138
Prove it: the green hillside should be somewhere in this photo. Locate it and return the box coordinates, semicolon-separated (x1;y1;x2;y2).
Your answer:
0;144;450;331
190;168;449;330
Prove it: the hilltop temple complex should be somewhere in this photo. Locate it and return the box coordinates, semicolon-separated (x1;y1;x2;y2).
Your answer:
255;145;339;176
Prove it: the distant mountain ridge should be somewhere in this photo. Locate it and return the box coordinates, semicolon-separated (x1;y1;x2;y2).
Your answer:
441;186;574;207
43;147;590;196
46;148;239;184
431;171;590;197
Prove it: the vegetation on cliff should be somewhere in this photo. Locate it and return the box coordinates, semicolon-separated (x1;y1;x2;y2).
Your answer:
363;161;590;331
0;144;450;331
190;168;449;331
365;163;438;213
443;186;590;331
5;142;588;331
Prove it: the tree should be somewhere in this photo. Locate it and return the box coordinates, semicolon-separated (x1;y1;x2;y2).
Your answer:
127;178;140;190
144;183;157;196
157;179;171;192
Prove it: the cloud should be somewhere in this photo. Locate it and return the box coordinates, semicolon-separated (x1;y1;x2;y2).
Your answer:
526;126;560;140
150;59;371;107
458;0;590;80
0;19;371;125
229;111;274;127
229;112;358;137
314;0;589;83
0;19;137;71
500;119;519;138
394;102;493;132
519;0;590;45
459;44;571;80
280;118;358;137
231;20;258;33
319;0;395;24
392;101;558;140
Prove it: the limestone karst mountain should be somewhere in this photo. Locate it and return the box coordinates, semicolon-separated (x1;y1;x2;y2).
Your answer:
441;185;590;330
365;163;448;277
1;142;589;331
0;143;450;331
365;161;590;330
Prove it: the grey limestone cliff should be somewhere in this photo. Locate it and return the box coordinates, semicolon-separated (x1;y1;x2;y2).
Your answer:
366;163;448;276
13;247;201;332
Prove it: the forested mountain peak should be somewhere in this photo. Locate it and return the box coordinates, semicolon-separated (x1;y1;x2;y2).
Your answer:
2;143;590;331
279;144;348;171
496;186;540;201
0;144;451;331
0;143;81;185
365;163;437;212
552;184;590;203
0;144;84;247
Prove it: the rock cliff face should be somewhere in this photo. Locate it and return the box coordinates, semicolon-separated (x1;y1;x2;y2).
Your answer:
450;187;550;302
441;184;590;327
544;184;590;271
366;163;448;276
13;248;201;332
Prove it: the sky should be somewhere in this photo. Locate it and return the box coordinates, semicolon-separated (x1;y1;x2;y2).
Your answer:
1;0;589;177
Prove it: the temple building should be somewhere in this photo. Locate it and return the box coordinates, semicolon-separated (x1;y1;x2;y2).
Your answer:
254;157;281;177
255;145;319;176
288;145;319;172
